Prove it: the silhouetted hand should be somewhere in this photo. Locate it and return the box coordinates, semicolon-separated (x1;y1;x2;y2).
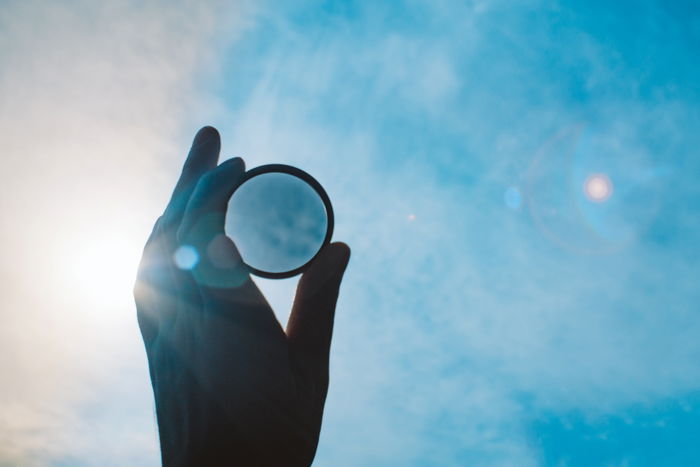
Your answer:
134;127;350;467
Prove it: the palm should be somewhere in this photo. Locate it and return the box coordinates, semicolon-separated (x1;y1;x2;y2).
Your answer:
134;127;349;466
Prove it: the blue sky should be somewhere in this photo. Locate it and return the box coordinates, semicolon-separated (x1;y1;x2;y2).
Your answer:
214;2;700;464
1;0;700;465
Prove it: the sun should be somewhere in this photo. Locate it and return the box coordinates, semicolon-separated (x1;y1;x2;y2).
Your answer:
63;228;143;308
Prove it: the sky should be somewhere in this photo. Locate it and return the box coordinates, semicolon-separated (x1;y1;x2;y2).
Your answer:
1;0;700;465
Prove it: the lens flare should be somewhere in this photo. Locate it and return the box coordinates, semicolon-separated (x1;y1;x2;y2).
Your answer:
584;174;613;202
525;125;664;254
173;245;199;270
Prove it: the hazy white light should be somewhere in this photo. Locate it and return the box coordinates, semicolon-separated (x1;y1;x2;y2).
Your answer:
174;245;199;270
407;214;416;221
65;232;141;306
584;173;613;202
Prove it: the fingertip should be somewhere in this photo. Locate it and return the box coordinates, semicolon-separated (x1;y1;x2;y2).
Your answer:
192;126;220;148
325;242;351;271
215;156;246;182
298;242;351;298
227;156;246;172
330;241;351;258
182;126;220;173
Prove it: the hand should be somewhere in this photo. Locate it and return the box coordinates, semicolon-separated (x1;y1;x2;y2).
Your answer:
134;127;350;466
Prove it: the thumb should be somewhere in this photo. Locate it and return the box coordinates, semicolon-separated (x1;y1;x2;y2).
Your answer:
287;242;351;376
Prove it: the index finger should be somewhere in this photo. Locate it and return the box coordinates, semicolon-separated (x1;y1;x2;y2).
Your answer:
161;126;221;231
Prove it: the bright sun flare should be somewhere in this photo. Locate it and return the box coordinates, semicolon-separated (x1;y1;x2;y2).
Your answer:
65;231;142;306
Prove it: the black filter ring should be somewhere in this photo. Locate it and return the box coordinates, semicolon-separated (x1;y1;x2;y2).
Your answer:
229;163;334;279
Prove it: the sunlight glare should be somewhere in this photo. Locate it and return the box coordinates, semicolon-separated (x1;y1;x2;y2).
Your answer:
65;231;141;307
